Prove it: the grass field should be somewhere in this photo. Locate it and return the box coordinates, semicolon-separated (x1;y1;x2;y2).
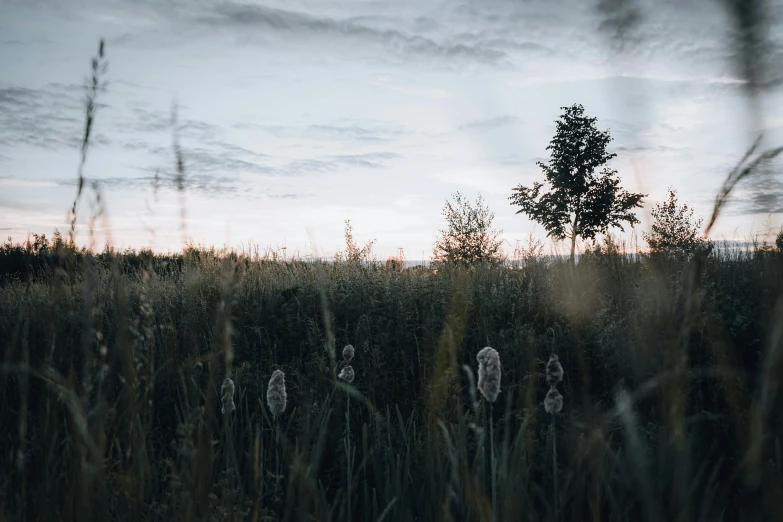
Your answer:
1;237;782;521
5;1;783;518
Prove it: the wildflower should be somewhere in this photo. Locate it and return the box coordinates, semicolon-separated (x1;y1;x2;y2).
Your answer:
221;377;236;414
546;354;564;386
267;370;287;416
544;388;563;414
342;344;355;364
338;365;355;384
476;346;501;403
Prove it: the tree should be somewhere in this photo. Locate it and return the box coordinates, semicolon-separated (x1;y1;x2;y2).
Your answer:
509;104;646;263
335;220;376;264
643;187;705;257
432;191;504;266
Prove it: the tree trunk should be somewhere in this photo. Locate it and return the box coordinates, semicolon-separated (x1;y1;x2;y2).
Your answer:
570;233;577;264
570;205;581;265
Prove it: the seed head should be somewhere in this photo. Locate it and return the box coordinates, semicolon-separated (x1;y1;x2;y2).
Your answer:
338;365;355;383
194;361;203;375
546;354;564;386
342;344;355;364
476;346;501;403
544;387;563;414
221;377;236;414
267;370;287;417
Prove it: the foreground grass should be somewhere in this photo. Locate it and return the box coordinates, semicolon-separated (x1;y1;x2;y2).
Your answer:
1;244;782;521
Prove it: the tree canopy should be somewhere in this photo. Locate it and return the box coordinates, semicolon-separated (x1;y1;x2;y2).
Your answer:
432;191;504;266
643;187;705;257
509;104;646;262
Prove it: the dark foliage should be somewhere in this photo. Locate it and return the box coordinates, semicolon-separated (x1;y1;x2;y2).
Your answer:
510;104;646;262
1;244;782;521
432;191;504;267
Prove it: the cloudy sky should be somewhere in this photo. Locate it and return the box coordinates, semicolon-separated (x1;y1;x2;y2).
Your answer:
2;0;783;258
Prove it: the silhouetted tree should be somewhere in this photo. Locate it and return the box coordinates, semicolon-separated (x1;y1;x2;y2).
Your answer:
643;187;705;257
509;104;645;262
335;220;376;264
433;191;504;266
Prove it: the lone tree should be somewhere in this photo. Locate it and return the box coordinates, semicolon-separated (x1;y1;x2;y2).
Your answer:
433;191;504;266
335;220;376;264
643;187;704;257
509;104;646;262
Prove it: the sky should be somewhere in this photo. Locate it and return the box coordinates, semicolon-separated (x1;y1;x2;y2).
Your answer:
2;0;783;258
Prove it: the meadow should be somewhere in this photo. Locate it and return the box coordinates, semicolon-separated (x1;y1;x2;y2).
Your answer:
1;236;782;521
5;0;783;518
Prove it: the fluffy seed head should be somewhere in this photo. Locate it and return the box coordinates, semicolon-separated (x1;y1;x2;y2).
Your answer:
342;344;355;363
476;346;501;403
544;387;563;414
267;370;287;416
546;354;564;386
338;365;355;383
221;377;236;414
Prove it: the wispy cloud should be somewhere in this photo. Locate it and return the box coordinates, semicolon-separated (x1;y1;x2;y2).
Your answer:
0;83;111;149
305;124;407;142
729;172;783;215
123;137;398;181
197;3;507;65
595;0;644;51
326;152;399;168
54;171;317;200
57;172;241;196
233;120;410;142
459;115;521;131
125;106;225;141
614;145;681;155
268;192;311;199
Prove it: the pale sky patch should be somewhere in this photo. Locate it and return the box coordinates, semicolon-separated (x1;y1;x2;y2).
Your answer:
2;0;783;257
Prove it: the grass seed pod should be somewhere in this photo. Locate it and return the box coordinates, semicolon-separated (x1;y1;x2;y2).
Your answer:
546;354;564;386
267;370;287;417
477;346;501;403
338;365;355;384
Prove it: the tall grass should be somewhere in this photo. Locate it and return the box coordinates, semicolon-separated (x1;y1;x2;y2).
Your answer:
1;239;783;521
3;20;783;519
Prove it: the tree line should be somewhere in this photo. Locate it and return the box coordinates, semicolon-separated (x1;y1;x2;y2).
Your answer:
4;103;781;277
432;103;775;266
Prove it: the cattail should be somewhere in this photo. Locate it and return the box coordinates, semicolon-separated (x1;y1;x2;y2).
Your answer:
546;354;564;386
342;344;355;364
338;365;355;384
476;346;501;403
221;377;236;414
477;347;501;516
267;369;287;416
340;347;356;522
544;387;563;414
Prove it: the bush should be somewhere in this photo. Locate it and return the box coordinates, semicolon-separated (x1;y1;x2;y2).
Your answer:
643;187;706;258
432;191;505;267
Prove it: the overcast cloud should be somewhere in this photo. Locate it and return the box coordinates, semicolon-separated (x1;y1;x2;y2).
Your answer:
2;0;783;256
